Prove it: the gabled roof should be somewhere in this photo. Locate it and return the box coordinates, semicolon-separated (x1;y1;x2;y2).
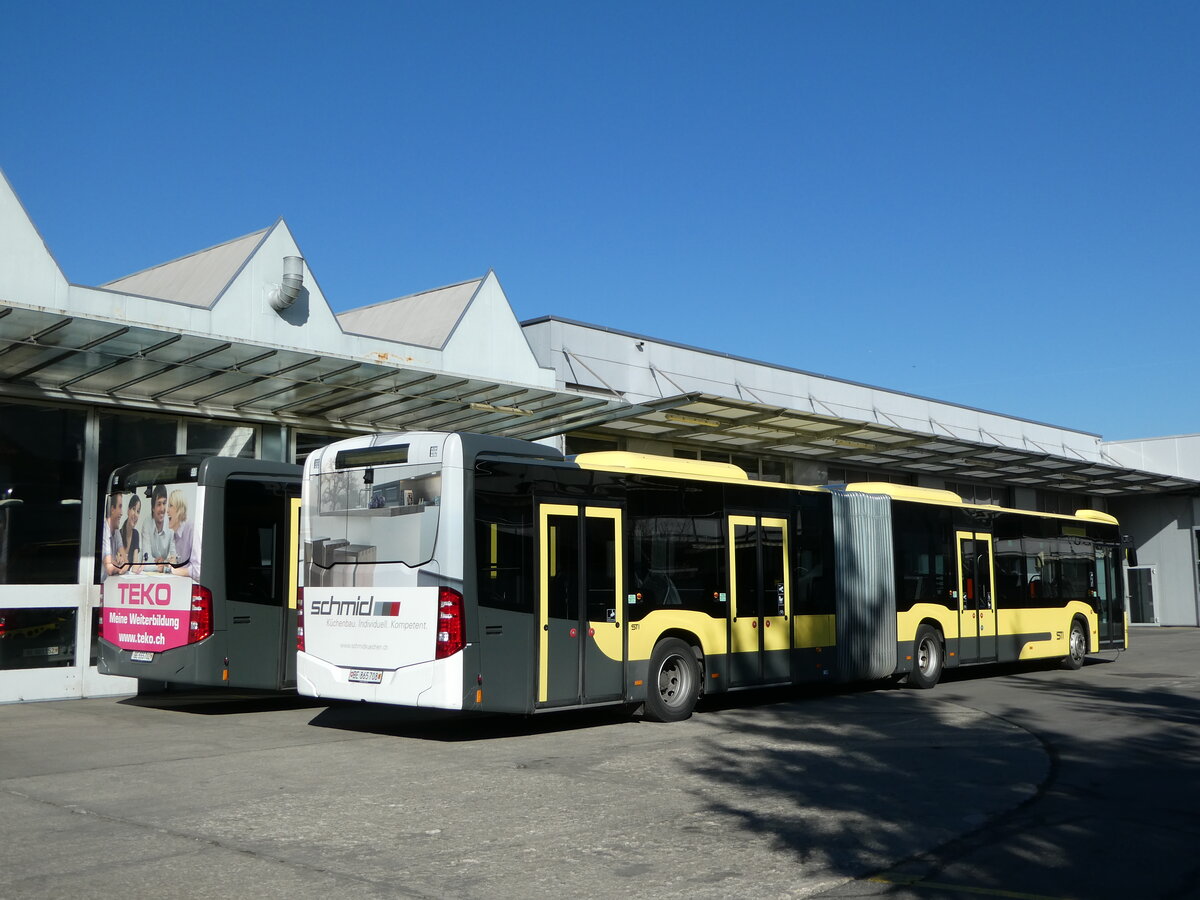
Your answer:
337;277;483;349
101;227;270;306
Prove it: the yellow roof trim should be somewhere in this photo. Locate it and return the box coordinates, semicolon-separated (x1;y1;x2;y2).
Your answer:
841;482;964;504
1074;509;1119;525
574;451;749;481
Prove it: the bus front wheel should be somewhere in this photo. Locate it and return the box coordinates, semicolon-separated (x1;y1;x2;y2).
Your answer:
1062;618;1087;670
644;638;700;722
907;625;943;690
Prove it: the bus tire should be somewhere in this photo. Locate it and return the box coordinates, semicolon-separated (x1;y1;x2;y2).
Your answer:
644;638;700;722
907;625;943;690
1062;618;1087;670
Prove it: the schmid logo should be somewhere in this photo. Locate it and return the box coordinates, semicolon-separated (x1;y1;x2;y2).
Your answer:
114;582;173;606
309;596;401;617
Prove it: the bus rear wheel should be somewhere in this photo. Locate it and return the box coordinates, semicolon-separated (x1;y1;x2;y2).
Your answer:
907;625;943;690
644;638;700;722
1062;618;1087;670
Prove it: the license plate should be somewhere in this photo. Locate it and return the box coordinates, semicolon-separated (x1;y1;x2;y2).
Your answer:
130;651;155;663
348;669;383;684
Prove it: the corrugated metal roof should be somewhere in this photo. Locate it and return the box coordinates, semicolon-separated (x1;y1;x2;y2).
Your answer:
0;302;673;440
101;229;269;307
337;278;483;349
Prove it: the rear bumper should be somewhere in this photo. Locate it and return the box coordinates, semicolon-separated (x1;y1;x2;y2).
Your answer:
297;650;465;709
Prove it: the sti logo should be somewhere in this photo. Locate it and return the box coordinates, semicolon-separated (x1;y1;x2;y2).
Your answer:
309;596;401;617
114;582;172;606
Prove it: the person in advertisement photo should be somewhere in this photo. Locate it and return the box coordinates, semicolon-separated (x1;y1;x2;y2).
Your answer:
167;489;194;576
120;492;141;570
139;484;177;573
100;492;126;581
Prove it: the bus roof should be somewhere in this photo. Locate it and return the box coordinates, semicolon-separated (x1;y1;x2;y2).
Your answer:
573;451;752;483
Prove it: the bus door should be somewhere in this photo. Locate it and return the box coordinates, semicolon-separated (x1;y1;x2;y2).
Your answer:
956;531;997;663
223;478;301;689
1094;543;1125;648
728;516;790;686
538;503;624;707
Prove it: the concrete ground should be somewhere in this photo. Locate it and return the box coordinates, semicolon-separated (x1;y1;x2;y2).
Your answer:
0;628;1192;899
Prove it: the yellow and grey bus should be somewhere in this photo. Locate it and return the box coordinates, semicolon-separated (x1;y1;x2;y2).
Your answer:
297;432;1126;721
99;456;302;690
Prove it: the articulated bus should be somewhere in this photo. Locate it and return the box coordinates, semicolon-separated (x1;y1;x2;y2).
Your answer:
297;432;1126;721
99;456;302;690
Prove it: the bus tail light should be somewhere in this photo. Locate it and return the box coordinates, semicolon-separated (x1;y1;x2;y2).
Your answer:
435;586;465;659
189;585;213;643
296;587;305;653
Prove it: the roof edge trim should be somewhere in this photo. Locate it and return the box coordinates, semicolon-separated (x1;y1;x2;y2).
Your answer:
521;315;1104;440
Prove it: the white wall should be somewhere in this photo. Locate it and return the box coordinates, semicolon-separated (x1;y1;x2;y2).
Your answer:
1104;435;1200;480
0;170;69;310
1109;494;1199;626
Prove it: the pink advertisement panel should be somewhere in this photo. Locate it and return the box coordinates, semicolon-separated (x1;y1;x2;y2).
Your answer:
101;574;193;652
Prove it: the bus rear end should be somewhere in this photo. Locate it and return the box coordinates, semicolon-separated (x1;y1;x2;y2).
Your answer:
98;456;302;690
297;433;467;708
98;458;212;683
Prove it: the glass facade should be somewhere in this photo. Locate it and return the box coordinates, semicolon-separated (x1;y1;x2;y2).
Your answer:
187;422;256;458
0;607;77;670
0;403;86;585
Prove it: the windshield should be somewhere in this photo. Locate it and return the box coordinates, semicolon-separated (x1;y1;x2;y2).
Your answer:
307;462;442;569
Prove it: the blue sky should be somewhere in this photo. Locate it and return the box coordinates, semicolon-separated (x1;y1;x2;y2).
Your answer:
2;1;1197;440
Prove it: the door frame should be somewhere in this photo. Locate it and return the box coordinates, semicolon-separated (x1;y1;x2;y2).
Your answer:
955;530;997;662
727;514;791;685
536;502;625;706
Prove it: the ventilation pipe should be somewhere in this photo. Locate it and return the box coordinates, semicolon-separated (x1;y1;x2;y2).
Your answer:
269;256;305;311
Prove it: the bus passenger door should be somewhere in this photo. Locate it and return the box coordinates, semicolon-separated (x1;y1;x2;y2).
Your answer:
1094;545;1125;648
956;532;997;663
728;516;791;686
538;503;624;707
224;478;300;689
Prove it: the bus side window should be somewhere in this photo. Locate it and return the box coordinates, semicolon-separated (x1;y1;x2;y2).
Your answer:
474;489;534;614
225;481;286;607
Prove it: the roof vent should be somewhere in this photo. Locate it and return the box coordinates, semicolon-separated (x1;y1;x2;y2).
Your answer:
269;256;305;312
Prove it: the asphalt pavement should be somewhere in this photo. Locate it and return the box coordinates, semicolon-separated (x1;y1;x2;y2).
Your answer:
0;628;1195;899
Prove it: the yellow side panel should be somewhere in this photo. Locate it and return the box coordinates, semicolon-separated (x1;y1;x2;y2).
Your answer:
794;614;835;648
288;497;301;609
999;602;1097;659
628;610;727;662
896;604;959;645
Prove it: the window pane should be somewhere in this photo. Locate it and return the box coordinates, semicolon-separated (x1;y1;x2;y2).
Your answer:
475;471;535;614
892;503;954;609
547;515;579;621
734;523;758;617
187;423;256;458
225;480;296;608
760;459;787;483
585;517;616;623
0;403;86;584
295;431;342;468
0;607;77;669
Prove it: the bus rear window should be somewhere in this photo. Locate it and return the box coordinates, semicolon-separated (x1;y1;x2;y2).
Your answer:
307;463;442;568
